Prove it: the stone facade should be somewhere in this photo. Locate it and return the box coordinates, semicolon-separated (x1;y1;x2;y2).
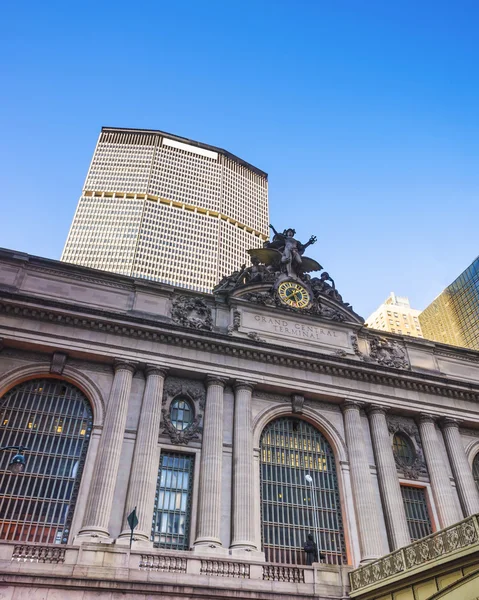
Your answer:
1;249;479;599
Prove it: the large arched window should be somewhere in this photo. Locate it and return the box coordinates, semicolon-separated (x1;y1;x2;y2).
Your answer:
260;417;346;565
473;453;479;491
0;378;93;544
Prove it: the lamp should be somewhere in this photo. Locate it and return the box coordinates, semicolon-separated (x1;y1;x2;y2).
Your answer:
1;446;27;475
305;473;320;562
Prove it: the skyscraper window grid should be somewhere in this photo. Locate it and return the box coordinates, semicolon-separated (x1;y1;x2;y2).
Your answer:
62;127;269;292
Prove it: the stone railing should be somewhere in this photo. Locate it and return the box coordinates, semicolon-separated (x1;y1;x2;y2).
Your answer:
139;554;187;573
12;544;66;564
349;513;479;592
200;559;250;578
262;564;305;583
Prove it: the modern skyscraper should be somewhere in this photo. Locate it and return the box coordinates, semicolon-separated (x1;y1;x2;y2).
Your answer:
419;256;479;351
61;127;269;292
365;292;423;338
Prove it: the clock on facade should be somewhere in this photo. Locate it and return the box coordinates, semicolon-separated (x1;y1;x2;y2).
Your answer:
277;280;311;309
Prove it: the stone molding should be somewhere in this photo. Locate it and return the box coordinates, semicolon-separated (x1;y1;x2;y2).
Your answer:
366;404;389;416
2;297;479;403
145;365;169;378
417;413;437;425
342;399;365;412
206;375;228;388
440;417;462;429
113;360;137;374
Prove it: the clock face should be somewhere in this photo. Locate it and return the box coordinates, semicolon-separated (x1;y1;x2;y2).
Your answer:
277;281;311;309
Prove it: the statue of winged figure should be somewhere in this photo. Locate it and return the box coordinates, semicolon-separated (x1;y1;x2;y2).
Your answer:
248;225;320;279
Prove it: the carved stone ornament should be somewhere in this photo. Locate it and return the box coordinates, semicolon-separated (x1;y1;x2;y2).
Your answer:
387;415;427;479
161;409;202;445
247;331;265;342
161;377;205;444
227;310;241;335
369;336;410;370
171;295;213;331
291;394;305;414
50;351;68;375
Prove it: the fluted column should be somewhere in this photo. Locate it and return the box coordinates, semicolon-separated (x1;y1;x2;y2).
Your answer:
367;405;411;549
79;361;136;538
417;414;462;527
441;417;479;517
118;365;168;542
195;376;227;547
342;400;383;562
231;381;256;550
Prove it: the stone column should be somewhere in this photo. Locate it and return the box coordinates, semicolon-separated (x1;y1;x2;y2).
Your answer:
417;414;462;528
441;417;479;517
79;361;136;538
342;400;383;562
118;365;168;542
230;381;257;551
367;406;411;549
194;376;227;547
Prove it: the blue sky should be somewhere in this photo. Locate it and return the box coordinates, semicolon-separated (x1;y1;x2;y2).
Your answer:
1;1;478;318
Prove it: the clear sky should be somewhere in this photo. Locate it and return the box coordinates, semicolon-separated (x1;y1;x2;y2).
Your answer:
1;1;478;318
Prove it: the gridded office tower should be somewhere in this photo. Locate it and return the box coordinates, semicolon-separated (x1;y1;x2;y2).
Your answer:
365;292;424;338
62;127;269;292
419;256;479;351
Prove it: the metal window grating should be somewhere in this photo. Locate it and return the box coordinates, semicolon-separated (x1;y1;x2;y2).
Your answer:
473;454;479;490
0;379;92;544
260;417;346;565
393;433;416;466
151;452;194;550
401;485;433;541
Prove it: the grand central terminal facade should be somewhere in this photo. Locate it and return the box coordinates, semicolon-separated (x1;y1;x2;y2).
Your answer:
1;231;479;600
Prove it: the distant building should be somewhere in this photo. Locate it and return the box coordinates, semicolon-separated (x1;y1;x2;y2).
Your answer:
365;292;423;338
420;256;479;351
61;126;269;293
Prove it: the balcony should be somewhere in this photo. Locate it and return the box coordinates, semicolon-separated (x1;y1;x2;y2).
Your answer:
349;514;479;598
0;541;353;599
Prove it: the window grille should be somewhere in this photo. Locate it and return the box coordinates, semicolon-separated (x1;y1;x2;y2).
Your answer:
401;485;433;541
473;454;479;490
260;417;346;565
169;398;193;431
393;433;415;466
0;379;92;544
151;452;194;550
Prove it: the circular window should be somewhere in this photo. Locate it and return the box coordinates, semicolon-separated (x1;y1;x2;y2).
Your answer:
392;433;416;466
169;398;193;431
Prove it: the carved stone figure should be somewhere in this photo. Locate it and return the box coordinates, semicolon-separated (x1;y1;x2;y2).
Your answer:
264;225;317;278
171;296;213;331
369;336;409;370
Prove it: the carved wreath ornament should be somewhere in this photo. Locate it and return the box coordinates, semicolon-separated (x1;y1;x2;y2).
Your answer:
171;296;213;331
161;378;205;445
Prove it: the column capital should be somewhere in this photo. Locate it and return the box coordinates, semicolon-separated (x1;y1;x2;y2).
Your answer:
440;416;462;429
417;413;437;425
366;404;389;416
342;399;364;412
145;365;169;378
206;375;229;388
113;359;137;374
234;380;255;392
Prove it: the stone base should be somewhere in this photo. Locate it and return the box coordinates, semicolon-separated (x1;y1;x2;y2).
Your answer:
230;547;265;561
73;534;114;545
192;544;230;557
115;535;153;549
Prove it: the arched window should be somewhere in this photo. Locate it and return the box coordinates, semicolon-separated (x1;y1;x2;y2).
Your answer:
0;378;93;544
260;417;346;565
473;454;479;490
169;397;193;431
392;433;416;466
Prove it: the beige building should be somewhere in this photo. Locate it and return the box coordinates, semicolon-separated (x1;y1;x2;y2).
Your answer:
366;292;423;338
61;126;269;293
1;248;479;599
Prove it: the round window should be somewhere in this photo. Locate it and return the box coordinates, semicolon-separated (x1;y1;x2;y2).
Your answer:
169;398;194;431
392;433;416;466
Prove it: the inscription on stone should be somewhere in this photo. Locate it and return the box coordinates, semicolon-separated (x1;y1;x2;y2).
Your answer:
240;310;350;350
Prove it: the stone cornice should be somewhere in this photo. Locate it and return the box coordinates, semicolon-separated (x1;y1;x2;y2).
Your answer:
2;295;479;404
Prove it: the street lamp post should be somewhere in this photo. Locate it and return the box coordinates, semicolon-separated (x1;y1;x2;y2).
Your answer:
305;473;321;562
0;446;27;474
